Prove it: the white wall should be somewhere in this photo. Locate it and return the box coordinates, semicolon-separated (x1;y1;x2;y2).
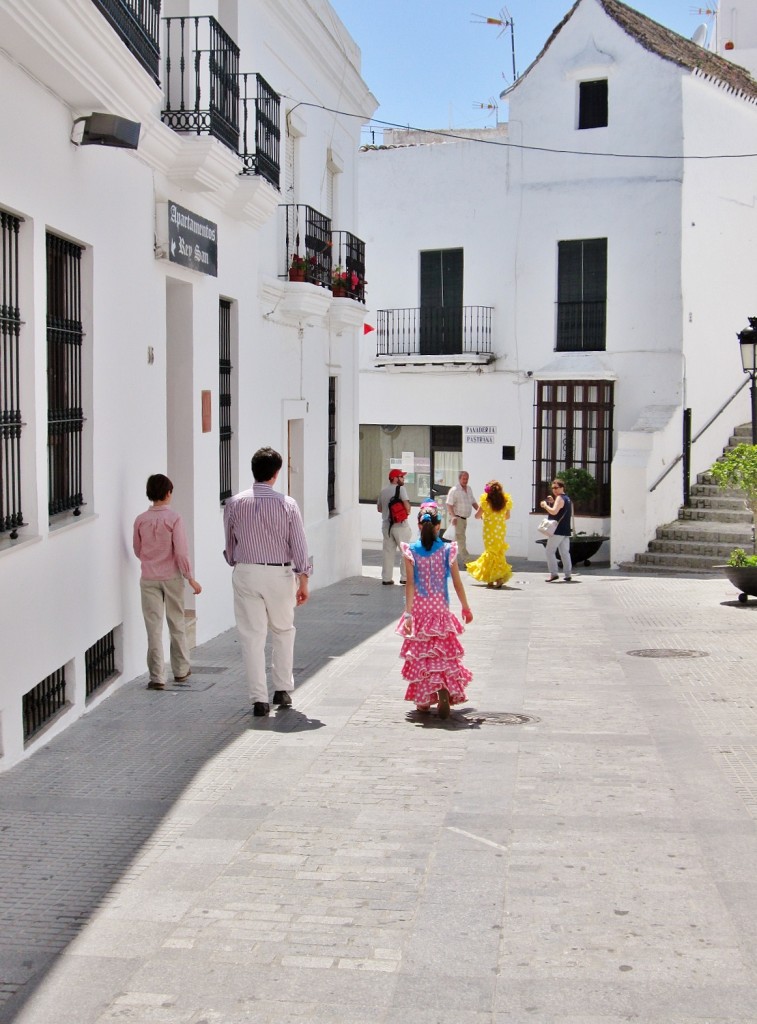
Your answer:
358;0;757;569
0;0;373;769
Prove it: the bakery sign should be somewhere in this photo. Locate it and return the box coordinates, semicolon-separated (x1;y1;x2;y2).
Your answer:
465;425;497;444
164;201;218;277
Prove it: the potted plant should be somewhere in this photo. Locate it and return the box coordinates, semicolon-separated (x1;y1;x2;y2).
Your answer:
710;442;757;601
331;266;349;296
331;267;364;299
288;253;313;282
536;467;609;565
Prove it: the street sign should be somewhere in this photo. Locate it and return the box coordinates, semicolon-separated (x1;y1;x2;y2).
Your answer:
166;201;218;277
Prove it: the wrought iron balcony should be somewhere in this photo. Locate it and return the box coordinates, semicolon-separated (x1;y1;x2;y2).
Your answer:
281;205;332;289
239;73;280;189
376;307;493;358
162;15;240;154
555;300;606;352
91;0;161;83
330;231;366;304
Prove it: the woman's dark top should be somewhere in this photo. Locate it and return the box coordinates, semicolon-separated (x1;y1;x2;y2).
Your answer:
548;494;572;536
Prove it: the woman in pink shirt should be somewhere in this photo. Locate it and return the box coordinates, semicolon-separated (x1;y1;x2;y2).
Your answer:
133;474;202;690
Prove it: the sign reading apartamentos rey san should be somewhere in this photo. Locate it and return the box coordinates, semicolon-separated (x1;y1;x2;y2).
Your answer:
465;425;497;444
167;202;218;277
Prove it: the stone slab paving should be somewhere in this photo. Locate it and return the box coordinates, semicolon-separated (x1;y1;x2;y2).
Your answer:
2;559;757;1022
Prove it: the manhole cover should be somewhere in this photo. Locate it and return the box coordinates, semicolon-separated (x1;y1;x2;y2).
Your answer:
462;712;540;726
626;649;709;659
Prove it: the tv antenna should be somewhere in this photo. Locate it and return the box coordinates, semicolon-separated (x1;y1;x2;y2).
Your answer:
689;4;719;49
472;98;499;123
472;8;517;83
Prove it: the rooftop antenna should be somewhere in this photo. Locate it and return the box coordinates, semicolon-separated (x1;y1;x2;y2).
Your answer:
689;4;719;50
472;8;517;83
473;98;499;124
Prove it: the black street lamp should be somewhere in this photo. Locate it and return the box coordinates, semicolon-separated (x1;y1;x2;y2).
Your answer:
738;317;757;445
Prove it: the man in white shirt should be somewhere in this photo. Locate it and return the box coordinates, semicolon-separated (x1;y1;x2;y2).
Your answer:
446;470;479;568
377;469;411;585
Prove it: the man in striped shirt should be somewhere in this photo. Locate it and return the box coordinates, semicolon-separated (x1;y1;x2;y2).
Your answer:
223;447;311;717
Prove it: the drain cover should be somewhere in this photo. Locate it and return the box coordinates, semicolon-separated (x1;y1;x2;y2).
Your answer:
462;712;540;726
626;649;708;659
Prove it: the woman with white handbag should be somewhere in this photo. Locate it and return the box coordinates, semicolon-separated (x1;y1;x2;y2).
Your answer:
539;479;573;582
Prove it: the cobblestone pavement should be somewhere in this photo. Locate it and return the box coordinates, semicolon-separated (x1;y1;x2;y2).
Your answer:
3;556;757;1023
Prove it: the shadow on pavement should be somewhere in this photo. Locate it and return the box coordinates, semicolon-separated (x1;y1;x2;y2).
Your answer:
0;569;400;1023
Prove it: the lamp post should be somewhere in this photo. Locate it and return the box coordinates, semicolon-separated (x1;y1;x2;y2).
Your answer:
738;317;757;445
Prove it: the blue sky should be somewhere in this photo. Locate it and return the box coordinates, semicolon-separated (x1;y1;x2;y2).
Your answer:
327;1;716;135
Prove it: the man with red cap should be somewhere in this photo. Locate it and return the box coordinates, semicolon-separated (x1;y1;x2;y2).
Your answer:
377;468;412;585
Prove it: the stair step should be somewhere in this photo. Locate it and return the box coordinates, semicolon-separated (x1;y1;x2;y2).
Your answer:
679;507;752;524
618;561;722;576
689;495;751;511
632;551;728;570
656;524;753;545
689;482;747;499
648;539;743;557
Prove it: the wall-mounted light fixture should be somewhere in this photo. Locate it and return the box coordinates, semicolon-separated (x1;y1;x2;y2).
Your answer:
71;113;141;150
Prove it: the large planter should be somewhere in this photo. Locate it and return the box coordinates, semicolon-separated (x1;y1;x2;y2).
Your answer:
719;564;757;603
536;535;609;567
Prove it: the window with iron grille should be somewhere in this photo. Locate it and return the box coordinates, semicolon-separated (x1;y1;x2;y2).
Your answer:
556;238;607;352
23;666;67;742
578;80;608;129
328;376;337;514
219;299;233;503
533;380;614;516
1;210;24;537
85;628;119;698
47;233;85;519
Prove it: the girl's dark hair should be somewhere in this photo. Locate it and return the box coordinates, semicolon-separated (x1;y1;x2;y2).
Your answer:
486;479;506;512
146;474;173;502
417;503;441;550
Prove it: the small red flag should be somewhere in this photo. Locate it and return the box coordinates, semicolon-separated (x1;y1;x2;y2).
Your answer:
363;323;375;335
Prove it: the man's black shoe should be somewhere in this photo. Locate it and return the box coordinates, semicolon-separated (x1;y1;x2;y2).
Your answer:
253;702;270;717
273;690;292;708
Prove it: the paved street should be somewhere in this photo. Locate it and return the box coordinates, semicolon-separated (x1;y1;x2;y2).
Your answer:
2;554;757;1023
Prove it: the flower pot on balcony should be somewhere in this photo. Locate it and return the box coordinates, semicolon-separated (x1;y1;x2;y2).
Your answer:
289;267;306;282
331;285;347;297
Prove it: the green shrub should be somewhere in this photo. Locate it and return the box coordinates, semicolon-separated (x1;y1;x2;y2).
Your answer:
727;548;757;567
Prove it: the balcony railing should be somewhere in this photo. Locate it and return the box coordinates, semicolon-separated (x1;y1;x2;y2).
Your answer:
376;307;493;358
331;231;366;303
240;73;280;189
281;205;332;289
162;16;240;154
91;0;161;82
555;300;606;352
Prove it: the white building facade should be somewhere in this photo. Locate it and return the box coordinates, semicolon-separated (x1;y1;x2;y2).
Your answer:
0;0;374;769
358;0;757;566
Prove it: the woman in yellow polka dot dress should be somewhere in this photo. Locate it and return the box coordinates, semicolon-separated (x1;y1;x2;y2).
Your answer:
466;480;513;588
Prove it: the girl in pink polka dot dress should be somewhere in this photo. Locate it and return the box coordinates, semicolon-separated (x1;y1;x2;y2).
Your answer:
397;502;473;718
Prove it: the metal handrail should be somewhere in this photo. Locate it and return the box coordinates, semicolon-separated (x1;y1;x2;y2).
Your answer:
649;378;750;494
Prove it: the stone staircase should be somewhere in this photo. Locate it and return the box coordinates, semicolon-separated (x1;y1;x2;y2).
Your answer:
620;422;754;574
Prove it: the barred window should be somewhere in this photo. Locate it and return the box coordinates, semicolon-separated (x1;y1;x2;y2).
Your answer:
47;233;84;518
219;299;233;503
85;628;119;698
328;376;337;514
23;666;67;741
533;380;614;516
1;210;24;536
